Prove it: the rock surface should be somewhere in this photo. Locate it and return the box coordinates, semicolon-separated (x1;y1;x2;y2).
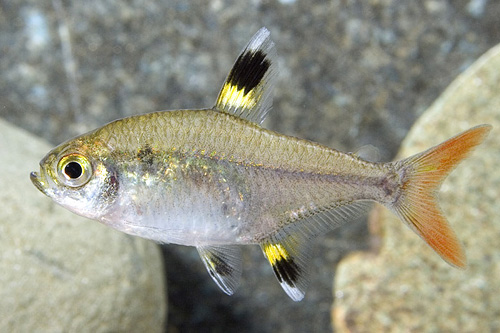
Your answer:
333;44;500;332
0;120;166;332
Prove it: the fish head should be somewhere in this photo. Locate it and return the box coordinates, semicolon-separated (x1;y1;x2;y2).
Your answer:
30;135;118;220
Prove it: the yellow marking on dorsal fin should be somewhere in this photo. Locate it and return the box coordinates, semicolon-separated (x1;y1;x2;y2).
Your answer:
216;83;257;112
213;27;277;124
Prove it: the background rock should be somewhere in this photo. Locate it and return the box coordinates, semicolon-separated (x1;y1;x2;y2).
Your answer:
333;43;500;332
1;1;500;331
0;119;166;332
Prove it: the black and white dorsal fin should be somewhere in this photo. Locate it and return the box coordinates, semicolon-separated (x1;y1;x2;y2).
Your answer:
197;245;242;295
213;27;277;125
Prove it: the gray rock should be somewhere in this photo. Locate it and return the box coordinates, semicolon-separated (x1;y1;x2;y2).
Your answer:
0;119;166;332
333;44;500;332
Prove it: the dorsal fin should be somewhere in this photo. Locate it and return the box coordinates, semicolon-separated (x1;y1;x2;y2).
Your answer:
213;27;277;125
197;245;242;295
260;201;370;301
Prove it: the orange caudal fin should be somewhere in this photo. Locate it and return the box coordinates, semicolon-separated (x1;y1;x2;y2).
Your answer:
390;125;491;268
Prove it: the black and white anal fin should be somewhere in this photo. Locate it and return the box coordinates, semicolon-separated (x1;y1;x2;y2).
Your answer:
261;200;371;301
197;245;242;295
213;27;277;125
260;233;312;302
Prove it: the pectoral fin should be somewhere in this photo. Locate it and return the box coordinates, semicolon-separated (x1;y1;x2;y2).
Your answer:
197;245;242;295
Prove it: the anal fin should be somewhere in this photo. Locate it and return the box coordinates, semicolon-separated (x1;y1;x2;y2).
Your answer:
261;200;371;301
197;245;242;295
260;234;312;302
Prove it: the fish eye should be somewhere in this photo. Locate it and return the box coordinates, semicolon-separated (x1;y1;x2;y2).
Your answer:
57;154;92;187
64;161;83;179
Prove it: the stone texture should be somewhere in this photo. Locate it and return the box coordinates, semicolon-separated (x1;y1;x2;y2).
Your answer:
0;119;166;332
333;44;500;332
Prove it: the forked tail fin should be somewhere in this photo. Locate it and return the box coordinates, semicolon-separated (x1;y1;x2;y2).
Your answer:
390;125;491;268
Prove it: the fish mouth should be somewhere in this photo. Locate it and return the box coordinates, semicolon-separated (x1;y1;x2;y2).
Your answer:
30;170;48;196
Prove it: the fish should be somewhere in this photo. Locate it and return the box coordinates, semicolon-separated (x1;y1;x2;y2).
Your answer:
30;27;491;301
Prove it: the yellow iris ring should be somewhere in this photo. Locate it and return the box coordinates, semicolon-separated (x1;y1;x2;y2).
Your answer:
57;153;92;187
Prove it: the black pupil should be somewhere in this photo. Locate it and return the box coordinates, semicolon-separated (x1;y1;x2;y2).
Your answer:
64;161;83;179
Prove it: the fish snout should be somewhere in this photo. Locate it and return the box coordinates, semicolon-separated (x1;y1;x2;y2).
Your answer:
30;170;48;195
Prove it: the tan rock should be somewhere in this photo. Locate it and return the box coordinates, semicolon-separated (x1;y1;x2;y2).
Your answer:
332;44;500;332
0;120;166;332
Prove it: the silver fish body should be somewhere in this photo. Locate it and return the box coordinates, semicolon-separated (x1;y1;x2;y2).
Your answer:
31;28;491;301
62;109;395;246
